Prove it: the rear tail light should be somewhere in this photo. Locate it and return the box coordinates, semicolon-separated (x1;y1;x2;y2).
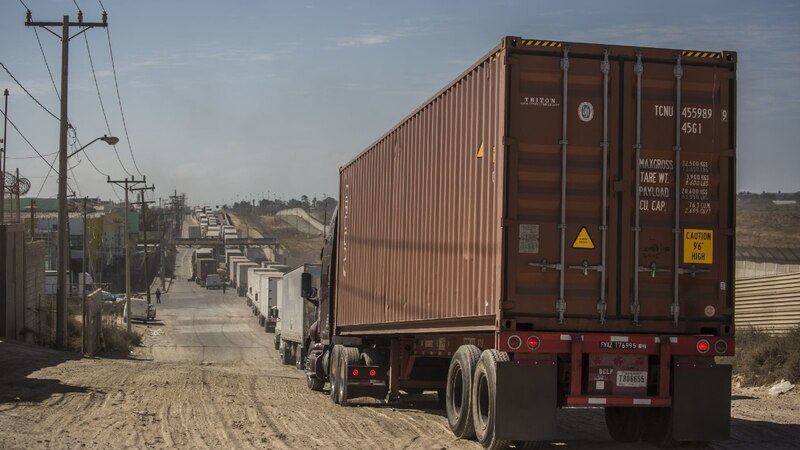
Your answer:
369;369;377;377
351;369;359;377
696;339;710;353
714;340;728;354
527;336;541;350
507;335;522;350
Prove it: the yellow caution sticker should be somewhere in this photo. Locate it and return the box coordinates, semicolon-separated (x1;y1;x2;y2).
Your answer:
572;226;595;249
476;142;484;158
683;229;713;264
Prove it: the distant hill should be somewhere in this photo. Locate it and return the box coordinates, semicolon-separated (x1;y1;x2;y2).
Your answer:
737;198;800;247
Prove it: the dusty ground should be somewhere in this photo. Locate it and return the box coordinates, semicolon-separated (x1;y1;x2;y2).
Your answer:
1;224;798;448
737;199;800;247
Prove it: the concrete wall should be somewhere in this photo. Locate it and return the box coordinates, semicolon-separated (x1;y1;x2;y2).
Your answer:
275;208;328;236
22;241;47;344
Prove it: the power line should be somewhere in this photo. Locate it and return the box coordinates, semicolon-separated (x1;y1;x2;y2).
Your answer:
0;108;59;175
32;27;60;100
0;61;60;122
72;0;81;11
105;26;144;176
35;152;59;198
84;32;132;176
6;151;59;160
18;0;30;11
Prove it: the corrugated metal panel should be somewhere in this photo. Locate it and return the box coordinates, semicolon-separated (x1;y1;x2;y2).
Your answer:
735;272;800;334
736;246;800;264
335;44;506;332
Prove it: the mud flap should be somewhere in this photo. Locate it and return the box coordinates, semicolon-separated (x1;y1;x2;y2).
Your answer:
673;363;731;441
495;361;557;441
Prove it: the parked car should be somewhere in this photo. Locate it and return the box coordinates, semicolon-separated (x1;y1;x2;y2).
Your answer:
100;291;118;303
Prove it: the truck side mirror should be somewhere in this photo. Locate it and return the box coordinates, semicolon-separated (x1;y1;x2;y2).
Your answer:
301;272;313;298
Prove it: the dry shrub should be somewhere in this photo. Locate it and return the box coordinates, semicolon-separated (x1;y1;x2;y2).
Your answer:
101;326;142;354
732;327;800;386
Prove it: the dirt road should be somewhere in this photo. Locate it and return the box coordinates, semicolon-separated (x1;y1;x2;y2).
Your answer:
1;245;798;449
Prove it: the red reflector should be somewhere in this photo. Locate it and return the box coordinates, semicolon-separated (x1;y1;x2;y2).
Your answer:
697;340;710;353
527;336;541;350
369;369;377;377
352;368;359;377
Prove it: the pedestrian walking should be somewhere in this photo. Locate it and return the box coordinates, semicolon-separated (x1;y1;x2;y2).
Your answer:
155;288;162;304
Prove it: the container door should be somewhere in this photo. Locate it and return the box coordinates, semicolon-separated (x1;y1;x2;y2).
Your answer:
505;45;735;334
619;55;735;332
505;49;621;327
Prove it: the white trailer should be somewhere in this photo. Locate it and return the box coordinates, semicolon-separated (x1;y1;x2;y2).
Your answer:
276;264;320;366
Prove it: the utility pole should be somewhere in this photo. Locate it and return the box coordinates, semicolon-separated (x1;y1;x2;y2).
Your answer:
26;10;108;348
1;89;8;224
81;196;87;354
29;199;37;241
108;176;144;331
131;185;154;305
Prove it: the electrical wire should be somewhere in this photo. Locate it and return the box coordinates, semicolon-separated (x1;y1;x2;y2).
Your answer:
105;26;144;177
34;152;59;198
18;0;30;11
33;27;60;100
0;109;59;175
72;0;81;11
6;151;59;160
97;0;106;11
84;33;132;177
0;61;60;122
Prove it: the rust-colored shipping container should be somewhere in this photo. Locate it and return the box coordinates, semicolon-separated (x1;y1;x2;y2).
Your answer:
335;36;735;337
309;37;736;446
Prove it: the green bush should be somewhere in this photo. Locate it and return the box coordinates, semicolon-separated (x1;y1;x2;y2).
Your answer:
101;326;142;354
732;327;800;386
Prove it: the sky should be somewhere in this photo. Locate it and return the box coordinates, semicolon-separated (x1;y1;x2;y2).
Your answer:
1;0;799;207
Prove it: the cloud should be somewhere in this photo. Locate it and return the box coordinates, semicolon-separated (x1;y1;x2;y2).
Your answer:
334;32;405;48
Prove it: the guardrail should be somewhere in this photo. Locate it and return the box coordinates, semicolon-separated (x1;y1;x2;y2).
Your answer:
735;272;800;334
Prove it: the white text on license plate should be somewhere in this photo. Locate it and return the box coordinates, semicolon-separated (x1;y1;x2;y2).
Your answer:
616;370;647;387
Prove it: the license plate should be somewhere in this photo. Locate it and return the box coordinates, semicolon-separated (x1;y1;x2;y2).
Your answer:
616;370;647;387
599;341;639;350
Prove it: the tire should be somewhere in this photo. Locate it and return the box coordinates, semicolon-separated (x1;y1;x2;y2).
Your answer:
307;371;325;391
642;408;678;447
446;344;482;439
274;334;281;351
337;347;361;406
605;407;644;443
329;346;342;404
280;341;293;365
472;349;510;450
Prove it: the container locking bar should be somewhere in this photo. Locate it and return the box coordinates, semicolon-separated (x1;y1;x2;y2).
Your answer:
638;263;671;278
672;56;683;326
568;260;602;276
632;53;644;325
677;265;712;278
556;46;570;324
598;50;610;324
528;259;561;272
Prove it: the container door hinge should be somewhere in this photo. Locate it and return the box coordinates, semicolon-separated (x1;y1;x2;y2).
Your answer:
528;259;561;272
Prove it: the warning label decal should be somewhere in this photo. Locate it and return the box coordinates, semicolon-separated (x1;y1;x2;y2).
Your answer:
572;226;596;249
683;229;713;264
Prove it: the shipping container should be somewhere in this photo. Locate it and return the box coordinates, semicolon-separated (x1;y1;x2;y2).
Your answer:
246;267;274;310
306;37;737;447
258;269;289;332
275;264;321;365
195;258;218;286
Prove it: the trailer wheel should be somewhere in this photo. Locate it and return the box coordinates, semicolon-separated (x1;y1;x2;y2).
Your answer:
337;347;361;406
472;349;509;450
274;334;280;351
605;407;644;443
280;341;293;365
642;408;678;447
446;344;482;439
329;346;342;404
307;371;325;391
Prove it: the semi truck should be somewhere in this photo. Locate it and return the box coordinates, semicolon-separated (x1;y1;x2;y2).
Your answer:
304;36;736;448
195;258;218;287
275;264;321;365
257;269;287;333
